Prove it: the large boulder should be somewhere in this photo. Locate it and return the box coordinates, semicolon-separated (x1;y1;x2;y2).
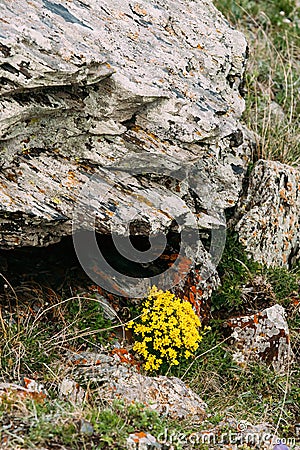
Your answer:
234;159;300;267
0;0;253;306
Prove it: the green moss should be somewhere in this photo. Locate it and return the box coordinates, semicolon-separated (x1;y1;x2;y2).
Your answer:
211;233;261;313
265;266;299;302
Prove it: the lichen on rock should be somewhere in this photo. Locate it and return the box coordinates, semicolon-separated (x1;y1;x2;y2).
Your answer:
234;159;300;268
0;0;254;313
66;350;207;421
226;304;292;373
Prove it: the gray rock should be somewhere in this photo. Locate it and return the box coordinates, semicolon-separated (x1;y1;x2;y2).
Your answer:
0;0;254;310
234;159;300;267
102;373;207;421
66;350;207;421
226;304;292;373
127;432;162;450
0;0;252;247
59;378;86;404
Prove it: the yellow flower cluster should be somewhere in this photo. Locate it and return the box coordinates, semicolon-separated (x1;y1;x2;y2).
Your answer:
127;286;203;372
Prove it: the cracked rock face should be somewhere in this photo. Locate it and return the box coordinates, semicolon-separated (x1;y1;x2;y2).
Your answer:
66;350;207;421
234;159;300;267
227;304;292;373
0;0;253;306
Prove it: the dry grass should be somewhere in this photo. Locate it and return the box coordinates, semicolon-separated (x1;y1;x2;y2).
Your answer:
215;0;300;166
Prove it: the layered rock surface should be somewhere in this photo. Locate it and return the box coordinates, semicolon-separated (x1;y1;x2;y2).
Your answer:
0;0;254;305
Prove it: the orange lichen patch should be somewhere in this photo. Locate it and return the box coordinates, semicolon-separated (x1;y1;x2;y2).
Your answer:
291;297;300;306
1;389;46;403
132;431;147;442
94;359;101;365
70;358;88;365
131;125;141;133
65;170;79;187
191;285;197;294
131;193;156;208
5;172;18;182
176;256;192;275
0;383;46;404
23;377;34;389
279;189;288;201
91;264;126;295
127;31;139;41
289;215;295;227
285;229;295;240
111;348;139;367
132;3;147;16
145;131;159;141
160;253;178;262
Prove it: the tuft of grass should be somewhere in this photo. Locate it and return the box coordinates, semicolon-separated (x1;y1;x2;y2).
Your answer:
214;0;300;165
211;233;262;314
179;319;300;441
0;289;117;382
211;232;300;314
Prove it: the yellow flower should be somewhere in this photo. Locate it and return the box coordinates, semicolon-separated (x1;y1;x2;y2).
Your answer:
126;285;207;373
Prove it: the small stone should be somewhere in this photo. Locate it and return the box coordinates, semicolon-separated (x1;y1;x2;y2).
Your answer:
270;101;285;120
79;419;94;435
273;443;290;450
59;378;85;404
127;431;162;449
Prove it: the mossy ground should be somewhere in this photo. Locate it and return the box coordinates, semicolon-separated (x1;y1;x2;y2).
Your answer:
0;232;299;449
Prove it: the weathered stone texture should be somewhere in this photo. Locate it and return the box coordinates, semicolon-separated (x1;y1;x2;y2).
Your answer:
0;0;256;312
226;304;292;373
0;0;252;249
66;350;207;421
234;159;300;267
